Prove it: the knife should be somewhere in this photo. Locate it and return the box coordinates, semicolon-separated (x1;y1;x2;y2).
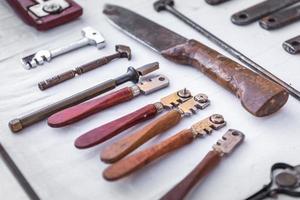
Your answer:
103;4;289;117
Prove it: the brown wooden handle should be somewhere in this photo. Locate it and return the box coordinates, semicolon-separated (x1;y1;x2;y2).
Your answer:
74;104;158;149
47;87;134;127
103;129;194;181
161;39;289;117
160;150;222;200
100;110;182;163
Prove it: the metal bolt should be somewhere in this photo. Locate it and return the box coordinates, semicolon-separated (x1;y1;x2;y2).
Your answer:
178;88;191;98
210;114;225;124
43;3;62;14
194;94;208;103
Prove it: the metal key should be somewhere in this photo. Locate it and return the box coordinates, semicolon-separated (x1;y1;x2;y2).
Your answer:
22;27;105;69
246;163;300;200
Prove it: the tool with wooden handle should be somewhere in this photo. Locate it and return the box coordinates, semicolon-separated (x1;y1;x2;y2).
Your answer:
100;93;210;163
103;4;289;117
9;62;159;133
260;5;300;30
74;89;193;149
47;75;169;127
231;0;300;26
154;0;300;101
38;45;132;90
160;129;245;200
102;114;226;181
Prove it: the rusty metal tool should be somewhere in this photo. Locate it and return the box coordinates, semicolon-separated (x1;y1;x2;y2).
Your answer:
153;0;300;101
283;35;300;54
74;89;193;149
260;5;300;30
103;4;289;117
38;45;132;90
47;74;169;127
102;114;225;181
8;62;159;133
22;27;106;69
246;163;300;200
231;0;300;25
0;143;40;200
205;0;230;5
160;129;245;200
100;93;210;163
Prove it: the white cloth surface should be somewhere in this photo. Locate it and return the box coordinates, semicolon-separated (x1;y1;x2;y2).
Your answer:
0;0;300;199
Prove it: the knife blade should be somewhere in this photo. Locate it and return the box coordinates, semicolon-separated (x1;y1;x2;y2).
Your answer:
103;4;288;117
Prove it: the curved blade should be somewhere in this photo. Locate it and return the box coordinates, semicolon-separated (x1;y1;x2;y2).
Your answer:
103;4;187;53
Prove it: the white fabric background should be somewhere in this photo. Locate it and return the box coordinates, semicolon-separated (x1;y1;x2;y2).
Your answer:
0;0;299;199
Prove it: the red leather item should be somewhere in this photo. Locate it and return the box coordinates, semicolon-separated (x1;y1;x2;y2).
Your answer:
160;151;221;200
74;104;158;149
6;0;83;31
47;87;134;128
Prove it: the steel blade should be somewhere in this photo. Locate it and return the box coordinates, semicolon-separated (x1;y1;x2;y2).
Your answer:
103;4;187;53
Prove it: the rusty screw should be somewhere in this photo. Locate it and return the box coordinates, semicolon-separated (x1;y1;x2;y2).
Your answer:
38;45;132;91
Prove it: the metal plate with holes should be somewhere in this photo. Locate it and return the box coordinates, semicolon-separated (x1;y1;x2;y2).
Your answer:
160;89;192;109
137;74;169;95
260;5;300;30
213;129;245;154
231;0;300;25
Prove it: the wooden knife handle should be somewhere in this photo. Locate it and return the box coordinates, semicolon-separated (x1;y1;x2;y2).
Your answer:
162;39;289;117
74;104;158;149
100;110;182;163
103;129;194;181
47;87;134;127
160;150;222;200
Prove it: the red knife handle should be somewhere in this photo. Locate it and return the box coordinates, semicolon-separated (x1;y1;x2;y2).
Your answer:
48;87;135;127
74;104;158;149
160;150;222;200
102;129;194;181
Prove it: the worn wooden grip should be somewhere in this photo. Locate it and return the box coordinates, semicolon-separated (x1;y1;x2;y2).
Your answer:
100;110;182;163
103;129;194;181
162;39;289;117
160;150;221;200
74;104;158;149
47;87;134;127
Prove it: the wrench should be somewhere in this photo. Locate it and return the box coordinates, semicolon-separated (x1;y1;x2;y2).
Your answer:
22;26;105;69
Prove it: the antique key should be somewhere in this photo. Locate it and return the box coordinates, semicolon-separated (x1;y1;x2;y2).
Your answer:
102;114;226;181
100;93;210;163
47;74;169;127
160;129;245;200
22;27;105;69
246;163;300;200
7;0;83;31
74;89;193;149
